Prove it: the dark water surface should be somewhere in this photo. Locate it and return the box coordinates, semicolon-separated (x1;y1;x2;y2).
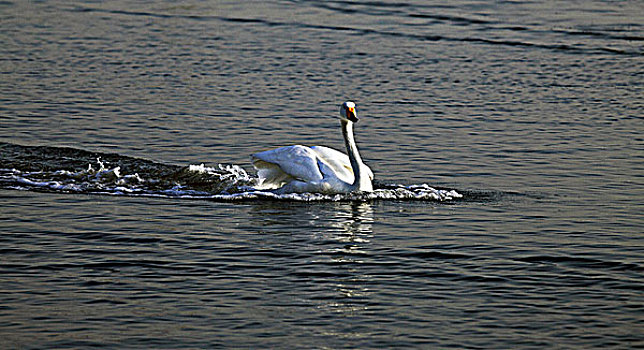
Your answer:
1;0;643;348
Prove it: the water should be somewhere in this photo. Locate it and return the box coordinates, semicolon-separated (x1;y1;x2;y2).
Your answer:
1;0;642;348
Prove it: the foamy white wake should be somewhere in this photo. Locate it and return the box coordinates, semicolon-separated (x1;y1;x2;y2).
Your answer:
0;159;462;202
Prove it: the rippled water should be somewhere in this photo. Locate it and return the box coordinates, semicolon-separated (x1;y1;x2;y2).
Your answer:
1;0;642;348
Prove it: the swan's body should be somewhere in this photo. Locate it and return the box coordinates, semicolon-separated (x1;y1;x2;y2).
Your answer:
251;101;373;194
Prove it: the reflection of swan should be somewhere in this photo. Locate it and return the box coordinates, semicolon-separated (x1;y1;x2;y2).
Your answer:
247;201;374;239
246;200;373;313
251;101;373;194
333;202;374;237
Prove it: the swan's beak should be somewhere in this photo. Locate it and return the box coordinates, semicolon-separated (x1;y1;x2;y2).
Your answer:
347;108;359;123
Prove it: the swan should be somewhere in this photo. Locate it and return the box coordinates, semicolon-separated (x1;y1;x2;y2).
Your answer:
251;101;374;194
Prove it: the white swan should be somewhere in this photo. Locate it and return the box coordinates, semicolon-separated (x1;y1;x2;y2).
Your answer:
251;101;374;194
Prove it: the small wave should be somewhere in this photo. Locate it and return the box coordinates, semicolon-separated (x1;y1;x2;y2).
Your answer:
210;185;462;202
517;255;643;273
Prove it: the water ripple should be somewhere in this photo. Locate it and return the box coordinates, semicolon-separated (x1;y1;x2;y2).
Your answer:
71;6;642;56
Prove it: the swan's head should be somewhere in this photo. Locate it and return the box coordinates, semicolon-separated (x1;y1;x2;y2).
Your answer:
340;101;358;123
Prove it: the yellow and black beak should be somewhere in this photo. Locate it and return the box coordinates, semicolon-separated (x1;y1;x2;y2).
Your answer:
347;107;358;122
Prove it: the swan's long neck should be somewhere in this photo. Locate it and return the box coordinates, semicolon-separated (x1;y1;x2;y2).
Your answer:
341;120;366;188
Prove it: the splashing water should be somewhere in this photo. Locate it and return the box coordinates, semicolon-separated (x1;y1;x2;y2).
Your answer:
0;143;462;202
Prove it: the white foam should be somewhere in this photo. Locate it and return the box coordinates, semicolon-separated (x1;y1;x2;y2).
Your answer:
116;173;144;186
188;163;211;173
1;163;462;202
188;163;252;182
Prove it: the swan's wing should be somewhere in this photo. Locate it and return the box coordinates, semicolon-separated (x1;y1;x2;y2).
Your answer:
309;146;354;183
251;145;324;186
310;146;374;181
250;159;295;189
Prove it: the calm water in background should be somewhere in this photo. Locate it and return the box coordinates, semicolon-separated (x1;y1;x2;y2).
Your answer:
1;0;643;348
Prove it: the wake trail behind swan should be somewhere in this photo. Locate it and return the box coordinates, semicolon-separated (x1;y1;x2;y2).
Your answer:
0;143;462;202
